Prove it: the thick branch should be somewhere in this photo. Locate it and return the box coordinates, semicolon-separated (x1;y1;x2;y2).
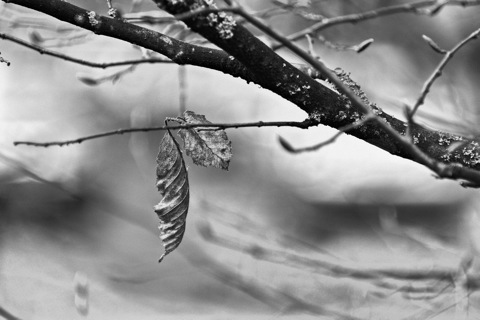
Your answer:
2;0;257;82
152;1;338;115
151;1;480;185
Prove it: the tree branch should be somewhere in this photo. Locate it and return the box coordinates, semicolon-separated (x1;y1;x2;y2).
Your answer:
151;0;480;185
2;0;258;82
410;27;480;116
273;0;480;50
5;0;480;186
13;120;319;147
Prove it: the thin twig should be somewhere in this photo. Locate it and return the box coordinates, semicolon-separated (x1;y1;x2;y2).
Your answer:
280;115;375;153
76;64;137;85
13;119;319;147
410;27;480;117
273;0;480;50
0;33;173;68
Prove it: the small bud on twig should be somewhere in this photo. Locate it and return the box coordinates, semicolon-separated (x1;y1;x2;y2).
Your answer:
422;35;447;54
278;136;296;153
353;38;374;53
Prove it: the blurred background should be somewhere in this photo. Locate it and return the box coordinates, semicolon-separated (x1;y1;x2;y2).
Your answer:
1;0;480;319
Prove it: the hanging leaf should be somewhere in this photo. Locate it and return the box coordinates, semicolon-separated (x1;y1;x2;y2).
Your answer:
178;111;233;170
155;128;190;263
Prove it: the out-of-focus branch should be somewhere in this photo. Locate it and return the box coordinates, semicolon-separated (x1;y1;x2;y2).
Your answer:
198;221;459;283
183;235;365;320
198;219;480;302
13;119;319;147
0;306;22;320
273;0;480;50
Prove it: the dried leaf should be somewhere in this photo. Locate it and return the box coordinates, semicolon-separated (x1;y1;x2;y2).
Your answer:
178;111;233;170
155;129;190;262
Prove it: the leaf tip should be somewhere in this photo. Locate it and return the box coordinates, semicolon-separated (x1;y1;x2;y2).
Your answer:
158;253;166;263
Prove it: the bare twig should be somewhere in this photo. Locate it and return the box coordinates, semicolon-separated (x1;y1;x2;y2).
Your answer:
410;27;480;117
126;6;239;24
279;115;375;153
273;0;480;50
13;119;319;147
0;33;173;68
76;64;138;85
